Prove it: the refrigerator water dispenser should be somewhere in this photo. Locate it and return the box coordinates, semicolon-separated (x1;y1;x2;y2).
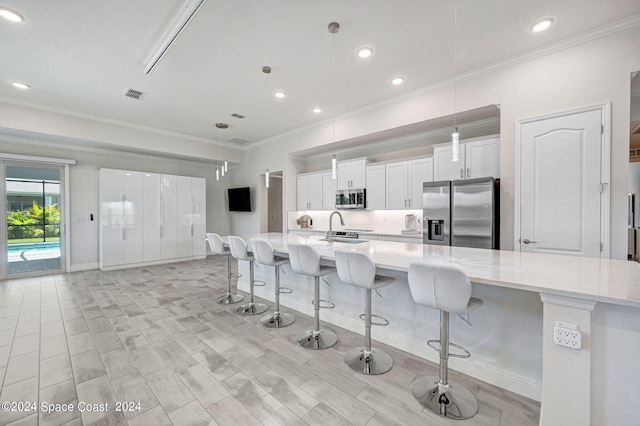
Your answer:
428;219;445;241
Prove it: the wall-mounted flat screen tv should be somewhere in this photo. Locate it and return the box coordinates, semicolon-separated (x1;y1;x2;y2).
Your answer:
228;187;251;212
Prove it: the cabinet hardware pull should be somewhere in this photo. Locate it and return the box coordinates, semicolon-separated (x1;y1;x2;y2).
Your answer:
121;194;126;240
460;169;464;178
159;195;164;238
467;167;470;178
523;238;537;244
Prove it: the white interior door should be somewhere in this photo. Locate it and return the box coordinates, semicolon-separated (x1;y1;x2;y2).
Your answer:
519;108;604;257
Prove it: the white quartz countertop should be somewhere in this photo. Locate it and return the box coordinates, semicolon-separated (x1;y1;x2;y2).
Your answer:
288;228;422;239
243;232;640;309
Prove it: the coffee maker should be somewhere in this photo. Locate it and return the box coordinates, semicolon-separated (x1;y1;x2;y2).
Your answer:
404;214;417;232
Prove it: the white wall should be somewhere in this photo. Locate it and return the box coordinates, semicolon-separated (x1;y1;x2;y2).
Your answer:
234;26;640;259
0;138;230;271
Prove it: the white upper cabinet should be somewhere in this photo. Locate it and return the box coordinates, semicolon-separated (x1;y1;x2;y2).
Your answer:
366;164;386;210
465;137;500;179
408;157;434;209
433;136;500;181
385;161;408;210
322;171;337;211
385;157;433;209
297;172;323;210
337;159;367;189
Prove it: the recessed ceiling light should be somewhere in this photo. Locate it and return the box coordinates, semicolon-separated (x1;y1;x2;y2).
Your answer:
357;47;373;58
11;81;30;90
312;107;323;113
391;76;405;85
532;18;553;33
274;91;286;99
0;7;24;22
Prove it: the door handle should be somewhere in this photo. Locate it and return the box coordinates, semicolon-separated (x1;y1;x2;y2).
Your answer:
460;169;464;178
467;167;470;178
523;238;537;244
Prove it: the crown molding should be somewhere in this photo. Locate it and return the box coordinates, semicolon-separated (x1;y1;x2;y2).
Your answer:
247;13;640;150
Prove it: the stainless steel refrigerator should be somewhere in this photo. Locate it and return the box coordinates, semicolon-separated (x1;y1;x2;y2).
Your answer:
423;177;499;249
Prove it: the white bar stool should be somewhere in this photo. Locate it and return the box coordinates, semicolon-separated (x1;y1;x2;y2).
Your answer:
206;233;244;305
287;243;337;350
227;236;269;316
250;238;295;328
407;261;483;420
334;249;395;375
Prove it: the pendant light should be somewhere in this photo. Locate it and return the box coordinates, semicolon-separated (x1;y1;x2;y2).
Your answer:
215;123;220;181
451;1;460;162
217;123;228;177
263;66;271;188
329;22;339;179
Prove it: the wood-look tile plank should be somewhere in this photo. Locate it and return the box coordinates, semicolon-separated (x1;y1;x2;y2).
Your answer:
167;400;216;425
179;364;230;408
207;395;263;426
146;369;195;413
111;374;160;419
301;376;375;426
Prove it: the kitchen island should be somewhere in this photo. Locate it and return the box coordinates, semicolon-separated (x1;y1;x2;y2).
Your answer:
234;233;640;425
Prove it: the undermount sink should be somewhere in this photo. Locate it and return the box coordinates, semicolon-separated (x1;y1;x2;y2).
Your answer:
318;238;368;244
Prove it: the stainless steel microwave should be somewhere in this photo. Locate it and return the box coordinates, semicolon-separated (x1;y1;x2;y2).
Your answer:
335;188;366;209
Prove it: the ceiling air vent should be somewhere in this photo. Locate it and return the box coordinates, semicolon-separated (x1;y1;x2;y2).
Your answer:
124;89;145;100
230;113;245;119
228;137;250;145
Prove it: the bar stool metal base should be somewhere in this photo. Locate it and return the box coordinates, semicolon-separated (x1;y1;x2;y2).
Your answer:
260;312;295;328
217;293;244;305
235;302;268;316
296;329;337;350
345;347;393;375
410;376;478;420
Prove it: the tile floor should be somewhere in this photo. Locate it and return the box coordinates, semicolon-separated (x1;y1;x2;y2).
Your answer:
0;256;540;426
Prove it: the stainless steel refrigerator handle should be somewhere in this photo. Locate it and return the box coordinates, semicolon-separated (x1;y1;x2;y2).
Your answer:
523;238;537;244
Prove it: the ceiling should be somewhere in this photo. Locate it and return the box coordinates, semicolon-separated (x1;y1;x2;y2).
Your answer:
1;0;640;149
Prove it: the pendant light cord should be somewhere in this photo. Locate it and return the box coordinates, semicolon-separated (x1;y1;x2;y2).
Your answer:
332;26;336;148
453;0;458;129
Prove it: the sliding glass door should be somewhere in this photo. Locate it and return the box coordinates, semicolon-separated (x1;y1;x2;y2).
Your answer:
1;161;65;278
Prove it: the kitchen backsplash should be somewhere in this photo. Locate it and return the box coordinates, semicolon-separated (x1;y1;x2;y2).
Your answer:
287;210;423;234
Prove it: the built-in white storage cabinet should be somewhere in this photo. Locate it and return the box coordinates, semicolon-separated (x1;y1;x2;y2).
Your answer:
99;169;145;268
296;172;324;210
385;157;433;209
99;168;206;271
366;164;386;210
433;135;500;181
337;158;367;189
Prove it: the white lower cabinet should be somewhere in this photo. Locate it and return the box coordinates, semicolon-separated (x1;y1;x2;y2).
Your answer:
100;169;206;271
